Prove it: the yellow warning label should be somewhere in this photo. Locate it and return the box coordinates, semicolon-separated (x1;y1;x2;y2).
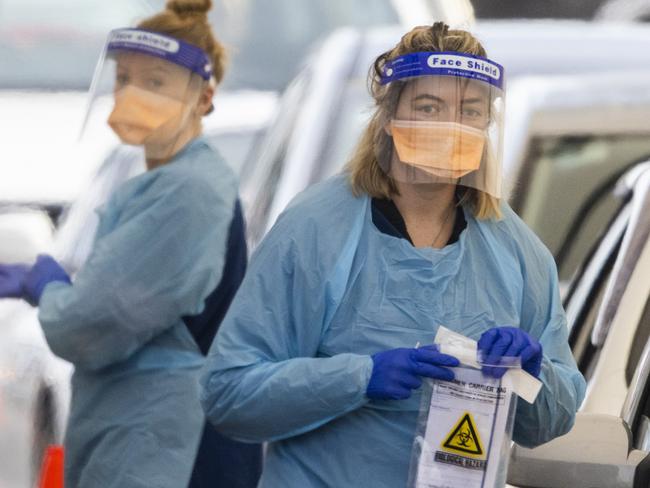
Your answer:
441;412;485;459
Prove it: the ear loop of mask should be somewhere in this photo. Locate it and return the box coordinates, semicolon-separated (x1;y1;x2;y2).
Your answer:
205;76;217;115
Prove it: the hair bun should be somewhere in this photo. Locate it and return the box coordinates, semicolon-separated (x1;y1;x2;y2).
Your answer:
166;0;212;18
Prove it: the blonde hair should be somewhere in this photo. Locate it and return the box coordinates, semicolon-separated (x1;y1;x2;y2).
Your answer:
347;22;501;220
137;0;227;85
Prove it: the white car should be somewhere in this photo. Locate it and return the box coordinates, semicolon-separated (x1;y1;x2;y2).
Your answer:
506;161;650;487
0;209;72;487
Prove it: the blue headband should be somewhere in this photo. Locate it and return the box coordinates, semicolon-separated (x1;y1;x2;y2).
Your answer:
380;51;504;89
106;28;213;81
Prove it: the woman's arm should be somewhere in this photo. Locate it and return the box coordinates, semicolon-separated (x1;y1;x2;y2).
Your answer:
200;219;373;443
39;172;236;371
513;248;587;448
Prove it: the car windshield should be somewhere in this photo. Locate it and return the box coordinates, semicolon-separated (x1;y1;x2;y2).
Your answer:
0;0;398;91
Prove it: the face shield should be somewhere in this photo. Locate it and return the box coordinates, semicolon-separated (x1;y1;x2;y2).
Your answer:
81;29;213;160
377;51;505;198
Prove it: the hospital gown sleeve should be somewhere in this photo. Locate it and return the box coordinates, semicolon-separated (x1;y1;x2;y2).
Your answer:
38;171;235;371
200;216;374;443
513;247;587;448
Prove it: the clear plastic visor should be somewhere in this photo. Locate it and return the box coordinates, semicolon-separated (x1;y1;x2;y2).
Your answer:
378;74;505;198
81;47;206;161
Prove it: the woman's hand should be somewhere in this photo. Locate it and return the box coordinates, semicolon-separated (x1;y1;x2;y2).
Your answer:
22;255;71;306
366;345;459;400
0;256;70;306
478;327;543;379
0;263;30;298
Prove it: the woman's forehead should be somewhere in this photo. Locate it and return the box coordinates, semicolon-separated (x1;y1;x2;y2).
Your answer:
114;52;187;76
402;76;490;100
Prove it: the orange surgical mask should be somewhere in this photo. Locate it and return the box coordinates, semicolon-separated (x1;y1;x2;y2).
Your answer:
390;120;486;179
108;85;185;146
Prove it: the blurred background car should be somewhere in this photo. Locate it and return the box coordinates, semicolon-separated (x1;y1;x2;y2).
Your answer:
0;208;71;487
595;0;650;22
472;0;607;20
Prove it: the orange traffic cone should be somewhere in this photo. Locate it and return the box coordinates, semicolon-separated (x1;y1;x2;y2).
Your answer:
38;445;64;488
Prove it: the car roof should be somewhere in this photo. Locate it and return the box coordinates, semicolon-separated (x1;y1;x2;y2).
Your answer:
503;71;650;181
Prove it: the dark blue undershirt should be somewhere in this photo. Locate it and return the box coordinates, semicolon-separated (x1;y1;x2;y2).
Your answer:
182;199;247;355
371;198;467;245
183;199;262;488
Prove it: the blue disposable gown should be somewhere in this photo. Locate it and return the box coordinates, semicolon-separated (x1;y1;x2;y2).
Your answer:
39;137;238;488
201;174;586;488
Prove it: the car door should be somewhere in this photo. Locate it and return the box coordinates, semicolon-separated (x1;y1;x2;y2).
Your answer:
564;164;650;416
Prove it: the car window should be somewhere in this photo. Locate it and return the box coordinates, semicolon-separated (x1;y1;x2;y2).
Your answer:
571;265;613;382
566;201;631;376
514;134;650;281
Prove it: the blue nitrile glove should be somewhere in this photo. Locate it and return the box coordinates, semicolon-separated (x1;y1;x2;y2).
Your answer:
478;327;543;379
366;345;460;400
0;264;30;298
22;255;71;306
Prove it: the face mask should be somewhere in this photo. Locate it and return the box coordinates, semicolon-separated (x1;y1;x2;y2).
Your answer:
108;85;185;146
390;120;486;179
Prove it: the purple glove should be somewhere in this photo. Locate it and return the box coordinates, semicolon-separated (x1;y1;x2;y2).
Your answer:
0;264;30;298
478;327;543;379
366;345;460;401
23;255;71;306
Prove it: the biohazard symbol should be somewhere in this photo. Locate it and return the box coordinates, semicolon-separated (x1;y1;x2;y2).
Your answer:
441;412;484;458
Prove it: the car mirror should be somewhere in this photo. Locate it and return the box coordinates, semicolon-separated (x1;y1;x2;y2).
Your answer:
507;413;650;488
